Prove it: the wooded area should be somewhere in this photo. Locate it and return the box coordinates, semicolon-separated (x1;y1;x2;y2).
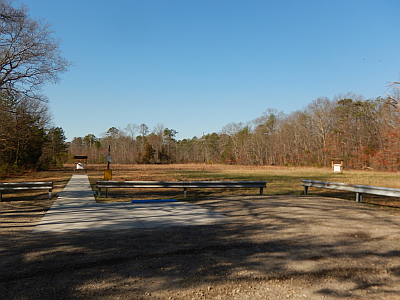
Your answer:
0;0;70;175
68;91;400;171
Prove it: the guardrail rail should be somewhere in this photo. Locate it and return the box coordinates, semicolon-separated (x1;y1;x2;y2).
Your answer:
302;179;400;202
96;180;267;197
0;182;53;201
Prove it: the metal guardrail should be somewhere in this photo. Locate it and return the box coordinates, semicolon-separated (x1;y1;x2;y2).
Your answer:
301;180;400;202
96;180;267;197
0;182;53;201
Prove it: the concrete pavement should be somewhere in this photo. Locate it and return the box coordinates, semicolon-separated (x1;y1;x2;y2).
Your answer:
33;174;226;233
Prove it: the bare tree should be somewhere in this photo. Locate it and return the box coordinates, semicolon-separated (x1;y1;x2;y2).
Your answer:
125;123;139;140
303;97;336;166
0;0;71;99
387;82;400;110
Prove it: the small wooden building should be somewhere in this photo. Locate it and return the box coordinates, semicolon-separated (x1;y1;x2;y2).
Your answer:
74;155;88;172
331;158;343;173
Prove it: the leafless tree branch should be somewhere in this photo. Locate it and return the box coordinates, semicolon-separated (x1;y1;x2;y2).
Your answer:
0;0;72;101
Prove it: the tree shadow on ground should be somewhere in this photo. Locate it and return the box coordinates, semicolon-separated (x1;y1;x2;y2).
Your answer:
2;195;400;299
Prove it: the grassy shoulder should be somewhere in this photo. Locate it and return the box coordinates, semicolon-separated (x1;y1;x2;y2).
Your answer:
1;164;399;206
84;164;400;207
0;169;72;201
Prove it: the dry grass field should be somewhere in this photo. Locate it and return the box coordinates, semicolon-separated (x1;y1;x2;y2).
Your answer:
2;164;400;207
66;163;400;207
0;169;72;201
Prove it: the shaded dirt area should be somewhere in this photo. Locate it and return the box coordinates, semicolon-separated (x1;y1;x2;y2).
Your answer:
2;195;400;299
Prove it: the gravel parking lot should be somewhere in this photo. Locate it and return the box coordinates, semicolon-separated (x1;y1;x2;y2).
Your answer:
2;195;400;299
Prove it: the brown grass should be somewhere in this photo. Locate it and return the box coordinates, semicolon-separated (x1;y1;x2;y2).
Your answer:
75;163;400;207
2;164;400;207
0;169;72;201
81;163;400;187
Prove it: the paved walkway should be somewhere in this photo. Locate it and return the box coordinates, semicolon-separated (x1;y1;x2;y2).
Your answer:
33;174;226;233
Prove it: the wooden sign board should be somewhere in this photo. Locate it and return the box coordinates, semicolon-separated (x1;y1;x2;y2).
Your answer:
331;159;343;173
104;169;112;180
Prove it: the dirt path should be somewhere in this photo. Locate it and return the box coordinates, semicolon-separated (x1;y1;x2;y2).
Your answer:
2;195;400;299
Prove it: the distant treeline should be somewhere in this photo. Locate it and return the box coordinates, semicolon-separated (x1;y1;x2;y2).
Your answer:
68;93;400;171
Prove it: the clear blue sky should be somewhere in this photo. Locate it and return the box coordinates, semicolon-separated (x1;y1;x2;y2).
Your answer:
14;0;400;141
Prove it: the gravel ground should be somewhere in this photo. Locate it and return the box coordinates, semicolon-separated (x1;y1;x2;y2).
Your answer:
2;195;400;300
